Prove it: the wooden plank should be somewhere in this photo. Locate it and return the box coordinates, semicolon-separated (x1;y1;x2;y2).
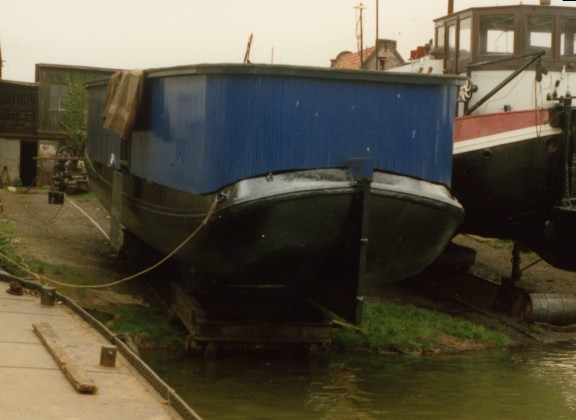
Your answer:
32;322;98;394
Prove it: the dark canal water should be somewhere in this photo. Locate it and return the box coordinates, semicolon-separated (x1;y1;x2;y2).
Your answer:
142;344;576;419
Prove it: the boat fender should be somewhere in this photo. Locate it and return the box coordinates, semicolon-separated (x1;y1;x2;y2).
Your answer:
459;77;477;103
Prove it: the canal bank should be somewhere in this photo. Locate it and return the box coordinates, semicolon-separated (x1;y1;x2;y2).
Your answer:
1;187;576;352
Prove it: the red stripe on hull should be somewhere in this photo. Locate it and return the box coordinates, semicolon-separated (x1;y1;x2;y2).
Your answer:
455;109;550;142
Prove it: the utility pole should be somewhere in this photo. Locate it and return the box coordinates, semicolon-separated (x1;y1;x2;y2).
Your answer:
355;3;367;69
375;0;379;70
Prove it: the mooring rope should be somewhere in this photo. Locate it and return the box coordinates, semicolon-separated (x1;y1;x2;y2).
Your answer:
0;197;219;289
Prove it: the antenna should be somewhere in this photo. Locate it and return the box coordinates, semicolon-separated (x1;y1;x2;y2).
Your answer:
243;33;253;64
354;3;367;69
375;0;379;70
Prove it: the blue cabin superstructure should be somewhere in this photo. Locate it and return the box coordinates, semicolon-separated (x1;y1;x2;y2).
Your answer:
90;65;458;192
86;64;464;322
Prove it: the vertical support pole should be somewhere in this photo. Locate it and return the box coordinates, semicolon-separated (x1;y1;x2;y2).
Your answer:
110;170;124;253
511;240;521;283
355;178;372;325
348;157;374;325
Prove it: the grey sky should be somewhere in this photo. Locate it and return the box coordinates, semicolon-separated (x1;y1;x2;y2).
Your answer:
0;0;569;82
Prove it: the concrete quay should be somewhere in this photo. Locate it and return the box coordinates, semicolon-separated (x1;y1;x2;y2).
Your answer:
0;278;201;419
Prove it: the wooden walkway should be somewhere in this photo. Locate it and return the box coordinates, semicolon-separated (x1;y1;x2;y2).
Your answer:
0;279;195;419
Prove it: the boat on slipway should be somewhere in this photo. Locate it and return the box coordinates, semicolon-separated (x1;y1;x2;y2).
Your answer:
391;1;576;274
85;64;464;325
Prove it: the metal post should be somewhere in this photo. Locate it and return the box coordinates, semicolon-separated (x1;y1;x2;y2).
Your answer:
100;345;117;367
511;241;521;283
348;157;374;324
355;178;372;325
40;286;56;306
375;0;379;71
110;170;124;252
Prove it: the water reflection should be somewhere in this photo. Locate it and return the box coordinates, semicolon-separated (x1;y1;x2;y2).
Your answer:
143;344;576;419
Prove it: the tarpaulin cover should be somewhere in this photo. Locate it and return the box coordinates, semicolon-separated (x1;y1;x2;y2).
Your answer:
102;70;144;139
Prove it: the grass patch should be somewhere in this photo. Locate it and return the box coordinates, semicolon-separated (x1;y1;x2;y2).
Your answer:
332;298;509;354
89;304;185;349
0;234;26;276
0;235;91;285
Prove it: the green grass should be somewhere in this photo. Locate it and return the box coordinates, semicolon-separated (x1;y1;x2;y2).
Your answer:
0;234;24;276
0;229;91;285
332;298;509;354
89;304;186;349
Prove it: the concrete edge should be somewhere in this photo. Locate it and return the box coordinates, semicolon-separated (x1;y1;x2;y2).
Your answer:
0;270;203;420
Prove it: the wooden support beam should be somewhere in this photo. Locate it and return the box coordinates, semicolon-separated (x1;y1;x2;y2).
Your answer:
32;322;98;394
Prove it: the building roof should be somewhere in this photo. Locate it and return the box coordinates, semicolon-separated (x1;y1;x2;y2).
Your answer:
331;47;376;70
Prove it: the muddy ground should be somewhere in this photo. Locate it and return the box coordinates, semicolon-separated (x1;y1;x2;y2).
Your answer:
0;188;145;309
1;187;576;347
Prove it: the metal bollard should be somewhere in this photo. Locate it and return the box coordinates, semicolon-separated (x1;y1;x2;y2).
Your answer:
40;286;56;306
100;345;117;367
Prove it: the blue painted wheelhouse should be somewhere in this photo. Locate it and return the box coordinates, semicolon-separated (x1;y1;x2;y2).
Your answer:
86;64;464;322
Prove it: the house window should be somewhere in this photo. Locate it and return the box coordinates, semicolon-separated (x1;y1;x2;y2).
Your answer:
479;14;515;54
528;15;553;55
561;18;576;57
49;84;68;111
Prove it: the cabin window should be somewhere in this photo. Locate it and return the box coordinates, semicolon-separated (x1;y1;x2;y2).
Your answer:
434;25;445;58
528;15;553;55
561;18;576;57
479;14;515;54
459;18;472;66
446;23;457;72
49;84;68;111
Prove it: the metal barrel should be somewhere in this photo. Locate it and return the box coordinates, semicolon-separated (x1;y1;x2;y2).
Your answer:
522;293;576;326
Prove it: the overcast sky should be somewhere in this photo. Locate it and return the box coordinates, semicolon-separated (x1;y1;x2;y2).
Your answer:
0;0;570;83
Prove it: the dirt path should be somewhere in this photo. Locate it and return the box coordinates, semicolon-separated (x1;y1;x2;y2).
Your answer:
0;188;143;309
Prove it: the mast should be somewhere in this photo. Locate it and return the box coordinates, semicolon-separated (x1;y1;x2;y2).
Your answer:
375;0;379;70
355;3;367;69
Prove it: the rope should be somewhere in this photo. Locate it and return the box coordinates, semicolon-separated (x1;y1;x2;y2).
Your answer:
0;197;219;289
25;202;65;224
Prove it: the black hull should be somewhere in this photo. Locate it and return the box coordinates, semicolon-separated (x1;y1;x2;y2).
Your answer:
88;159;463;319
453;129;576;271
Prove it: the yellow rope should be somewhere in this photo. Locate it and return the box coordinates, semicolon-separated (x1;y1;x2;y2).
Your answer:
0;197;219;289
